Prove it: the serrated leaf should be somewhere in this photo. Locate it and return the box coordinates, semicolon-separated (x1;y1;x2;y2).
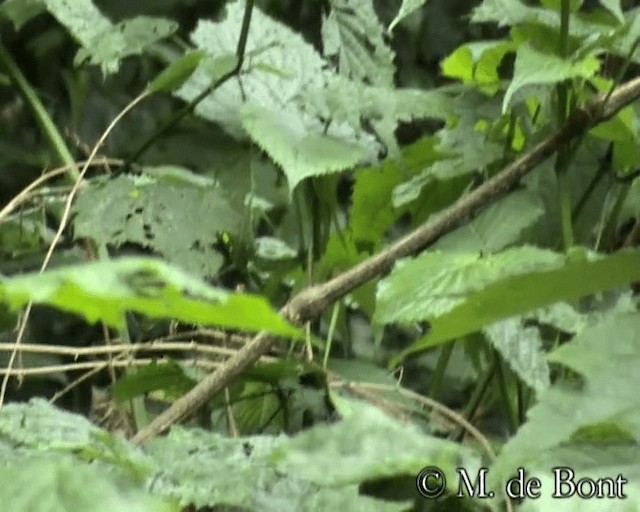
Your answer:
491;313;640;490
323;0;396;86
375;247;640;360
146;426;410;511
38;0;176;75
0;257;302;338
73;173;240;278
472;0;536;27
392;90;505;206
388;0;428;34
176;3;380;162
270;397;480;486
0;399;151;475
240;103;367;193
432;190;544;252
147;51;207;93
0;398;110;451
533;291;637;335
484;317;550;393
74;16;177;74
471;0;617;41
305;75;451;157
503;43;600;111
0;457;173;512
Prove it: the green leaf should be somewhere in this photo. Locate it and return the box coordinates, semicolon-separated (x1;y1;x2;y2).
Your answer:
491;313;640;490
484;317;550;393
271;397;480;486
540;0;584;12
37;0;177;75
0;0;45;30
0;257;302;338
599;0;625;23
431;190;544;252
388;0;428;34
0;399;151;476
375;247;640;359
111;360;198;402
0;398;118;452
72;173;241;278
146;51;207;93
472;0;537;27
74;16;177;74
240;103;367;193
323;0;396;86
472;0;617;40
533;291;637;335
441;45;475;83
503;43;600;111
146;425;413;511
0;457;174;512
308;75;452;157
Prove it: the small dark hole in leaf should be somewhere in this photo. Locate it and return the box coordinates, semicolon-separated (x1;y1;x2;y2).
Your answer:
143;224;155;240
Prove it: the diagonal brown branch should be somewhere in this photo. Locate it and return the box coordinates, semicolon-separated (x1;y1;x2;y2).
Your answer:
132;76;640;446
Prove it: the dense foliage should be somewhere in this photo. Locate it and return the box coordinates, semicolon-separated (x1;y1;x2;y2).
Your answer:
0;0;639;511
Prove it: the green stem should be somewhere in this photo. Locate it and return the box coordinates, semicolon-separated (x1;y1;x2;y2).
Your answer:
495;352;517;434
128;0;255;163
451;355;497;442
0;44;79;181
556;0;574;250
427;342;454;399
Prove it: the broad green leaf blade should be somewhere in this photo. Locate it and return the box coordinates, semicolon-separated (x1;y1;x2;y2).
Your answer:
484;317;550;393
377;246;562;325
240;103;367;193
600;0;625;23
515;444;640;511
270;397;480;486
0;0;45;30
432;190;544;252
503;43;600;111
147;426;410;511
0;398;115;452
0;257;302;338
147;51;207;93
323;0;396;86
0;457;174;512
74;16;177;74
72;173;241;278
177;2;381;160
472;0;534;26
388;0;428;34
40;0;177;75
375;247;640;359
490;314;640;493
0;399;151;475
111;360;198;402
312;76;452;157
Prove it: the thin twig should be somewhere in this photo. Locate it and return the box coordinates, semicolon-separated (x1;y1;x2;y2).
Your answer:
0;341;276;359
0;357;222;377
0;158;123;224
